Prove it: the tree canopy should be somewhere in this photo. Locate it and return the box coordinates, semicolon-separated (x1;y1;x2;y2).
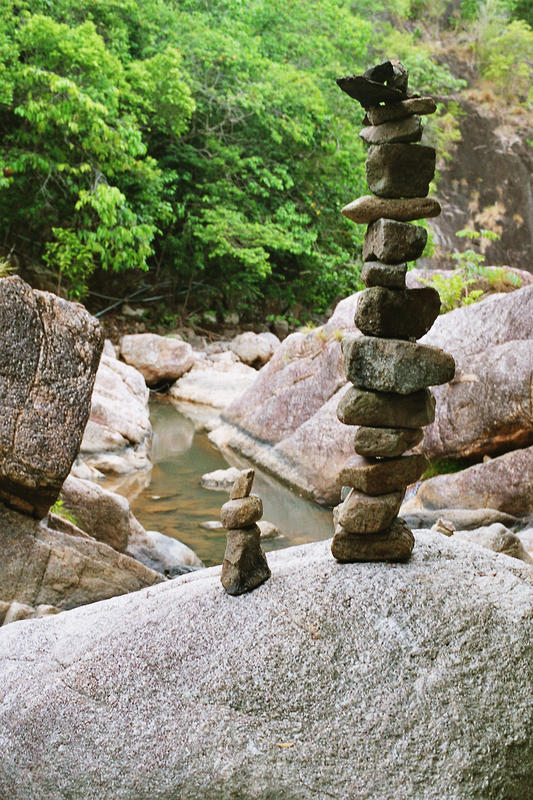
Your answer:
0;0;529;317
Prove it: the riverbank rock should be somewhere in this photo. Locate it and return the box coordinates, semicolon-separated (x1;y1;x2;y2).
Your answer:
169;355;256;410
0;276;103;517
1;531;532;799
74;347;152;477
230;331;280;368
119;333;194;385
0;501;162;624
402;446;533;517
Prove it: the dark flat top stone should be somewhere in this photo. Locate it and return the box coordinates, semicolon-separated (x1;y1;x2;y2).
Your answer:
336;75;407;109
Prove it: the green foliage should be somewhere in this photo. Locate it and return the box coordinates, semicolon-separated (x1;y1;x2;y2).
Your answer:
49;499;79;526
424;271;483;313
0;0;466;314
422;458;468;480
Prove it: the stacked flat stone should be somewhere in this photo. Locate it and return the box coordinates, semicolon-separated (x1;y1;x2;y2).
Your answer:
331;61;456;563
220;468;271;595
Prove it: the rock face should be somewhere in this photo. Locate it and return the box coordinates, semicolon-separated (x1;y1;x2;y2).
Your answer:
1;532;532;800
76;348;152;477
119;333;194;385
0;276;103;517
0;501;162;622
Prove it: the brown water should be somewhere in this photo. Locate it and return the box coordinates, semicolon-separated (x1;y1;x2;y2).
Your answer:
131;401;332;566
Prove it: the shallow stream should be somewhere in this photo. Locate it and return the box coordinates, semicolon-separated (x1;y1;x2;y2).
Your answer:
130;401;332;566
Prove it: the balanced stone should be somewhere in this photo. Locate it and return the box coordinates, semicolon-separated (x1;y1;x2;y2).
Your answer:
220;495;263;529
337;453;428;494
354;426;423;458
229;468;255;500
361;261;407;288
334;487;405;534
342;335;456;394
363;219;427;263
342;196;441;224
359;115;422;145
337;386;435;428
365;60;409;93
220;526;271;596
366;144;436;198
355;287;441;340
365;96;437;125
331;517;414;562
336;75;405;108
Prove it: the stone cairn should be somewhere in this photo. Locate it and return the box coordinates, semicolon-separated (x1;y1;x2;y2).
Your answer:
331;60;456;563
220;468;271;595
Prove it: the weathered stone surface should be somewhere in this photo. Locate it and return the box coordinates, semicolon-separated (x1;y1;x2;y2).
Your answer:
221;525;271;595
401;446;533;517
119;333;194;385
354;426;423;457
331;517;414;562
169;357;257;410
366;96;437;125
355;287;441;339
343;195;440;224
343;334;455;394
3;532;532;800
360;115;422;144
454;523;533;564
338;453;428;494
230;468;255;499
365;60;408;92
421;340;533;459
220;495;263;529
363;219;427;263
0;501;162;620
366;144;436;198
0;276;103;517
361;261;407;288
126;516;202;577
77;349;151;476
230;331;280;368
334;487;405;533
222;294;359;444
337;385;435;428
201;467;242;491
59;475;131;552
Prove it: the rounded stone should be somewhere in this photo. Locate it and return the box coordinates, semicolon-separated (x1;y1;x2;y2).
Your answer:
366;144;436;199
331;517;415;562
354;426;423;458
337;386;435;429
334;488;405;534
355;287;441;340
337;453;428;495
342;195;441;225
220;496;263;529
359;115;422;145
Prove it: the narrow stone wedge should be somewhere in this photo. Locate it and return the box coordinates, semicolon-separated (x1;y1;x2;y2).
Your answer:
229;468;255;500
355;287;441;340
342;335;456;394
334;488;405;534
363;219;427;264
365;96;437;125
221;526;271;595
221;496;262;529
342;196;441;224
359;115;422;145
354;426;423;458
337;386;435;428
331;517;415;562
366;144;436;198
361;261;407;288
337;453;427;494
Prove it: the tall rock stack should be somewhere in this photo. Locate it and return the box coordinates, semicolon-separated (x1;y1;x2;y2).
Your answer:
220;468;271;595
331;61;455;563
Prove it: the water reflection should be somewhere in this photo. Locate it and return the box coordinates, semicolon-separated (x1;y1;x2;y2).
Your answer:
131;400;332;567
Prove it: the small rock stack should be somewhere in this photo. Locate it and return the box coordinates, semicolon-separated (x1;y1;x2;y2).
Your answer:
331;60;456;563
220;468;271;594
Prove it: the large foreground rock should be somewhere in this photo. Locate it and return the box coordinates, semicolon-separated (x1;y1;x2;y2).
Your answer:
0;276;103;516
0;501;162;623
0;532;532;799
